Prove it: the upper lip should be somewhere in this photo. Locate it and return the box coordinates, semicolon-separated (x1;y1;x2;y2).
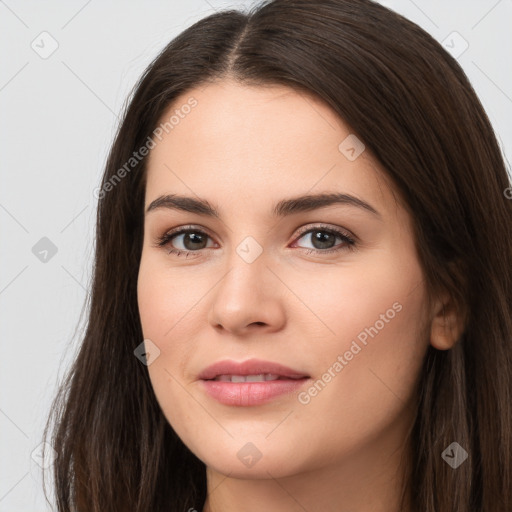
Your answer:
198;358;310;380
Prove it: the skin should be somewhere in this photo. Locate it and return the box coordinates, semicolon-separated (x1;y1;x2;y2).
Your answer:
137;79;462;512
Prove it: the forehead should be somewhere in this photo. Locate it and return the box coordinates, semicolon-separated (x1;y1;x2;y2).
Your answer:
144;79;401;221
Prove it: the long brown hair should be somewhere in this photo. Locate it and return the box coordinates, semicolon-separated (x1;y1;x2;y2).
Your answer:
42;1;512;510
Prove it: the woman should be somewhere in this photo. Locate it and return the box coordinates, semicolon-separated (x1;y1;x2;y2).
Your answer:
42;0;512;511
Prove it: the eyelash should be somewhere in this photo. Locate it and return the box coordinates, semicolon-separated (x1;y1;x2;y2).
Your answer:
153;223;356;258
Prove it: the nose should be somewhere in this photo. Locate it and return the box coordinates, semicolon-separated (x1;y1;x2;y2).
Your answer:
208;248;287;336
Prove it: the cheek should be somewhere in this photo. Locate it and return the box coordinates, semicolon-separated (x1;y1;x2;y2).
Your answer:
137;251;205;343
136;254;197;416
137;251;228;447
138;255;175;339
292;252;428;448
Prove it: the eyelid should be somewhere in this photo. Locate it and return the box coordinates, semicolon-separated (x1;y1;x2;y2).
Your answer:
293;223;355;240
159;224;216;242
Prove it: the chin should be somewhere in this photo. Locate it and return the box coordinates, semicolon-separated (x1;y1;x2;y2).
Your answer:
205;455;300;480
193;437;309;480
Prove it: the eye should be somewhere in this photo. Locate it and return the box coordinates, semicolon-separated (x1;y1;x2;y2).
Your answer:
291;224;356;254
154;225;215;258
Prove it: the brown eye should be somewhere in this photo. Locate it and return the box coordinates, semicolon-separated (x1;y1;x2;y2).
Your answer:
155;227;215;257
171;231;210;251
292;225;356;254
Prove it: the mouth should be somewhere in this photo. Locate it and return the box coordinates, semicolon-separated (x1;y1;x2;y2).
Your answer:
198;358;311;406
198;358;310;381
207;373;306;382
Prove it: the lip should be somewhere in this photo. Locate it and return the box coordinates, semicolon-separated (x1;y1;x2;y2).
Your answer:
198;358;309;380
198;358;311;407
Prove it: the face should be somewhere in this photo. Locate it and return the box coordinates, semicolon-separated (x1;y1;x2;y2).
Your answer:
137;79;431;479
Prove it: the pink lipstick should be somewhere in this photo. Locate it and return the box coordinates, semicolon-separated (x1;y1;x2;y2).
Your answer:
198;358;310;406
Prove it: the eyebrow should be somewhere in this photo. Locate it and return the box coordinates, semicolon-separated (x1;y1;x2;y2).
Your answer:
145;192;381;219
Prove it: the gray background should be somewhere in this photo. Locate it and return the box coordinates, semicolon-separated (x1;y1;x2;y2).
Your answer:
1;0;511;510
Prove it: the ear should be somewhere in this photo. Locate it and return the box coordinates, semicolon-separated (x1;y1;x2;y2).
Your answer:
429;293;465;350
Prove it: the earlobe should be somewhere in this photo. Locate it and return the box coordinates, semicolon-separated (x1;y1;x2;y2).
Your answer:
429;297;464;351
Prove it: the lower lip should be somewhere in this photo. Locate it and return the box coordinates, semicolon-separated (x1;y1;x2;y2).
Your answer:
200;378;310;406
